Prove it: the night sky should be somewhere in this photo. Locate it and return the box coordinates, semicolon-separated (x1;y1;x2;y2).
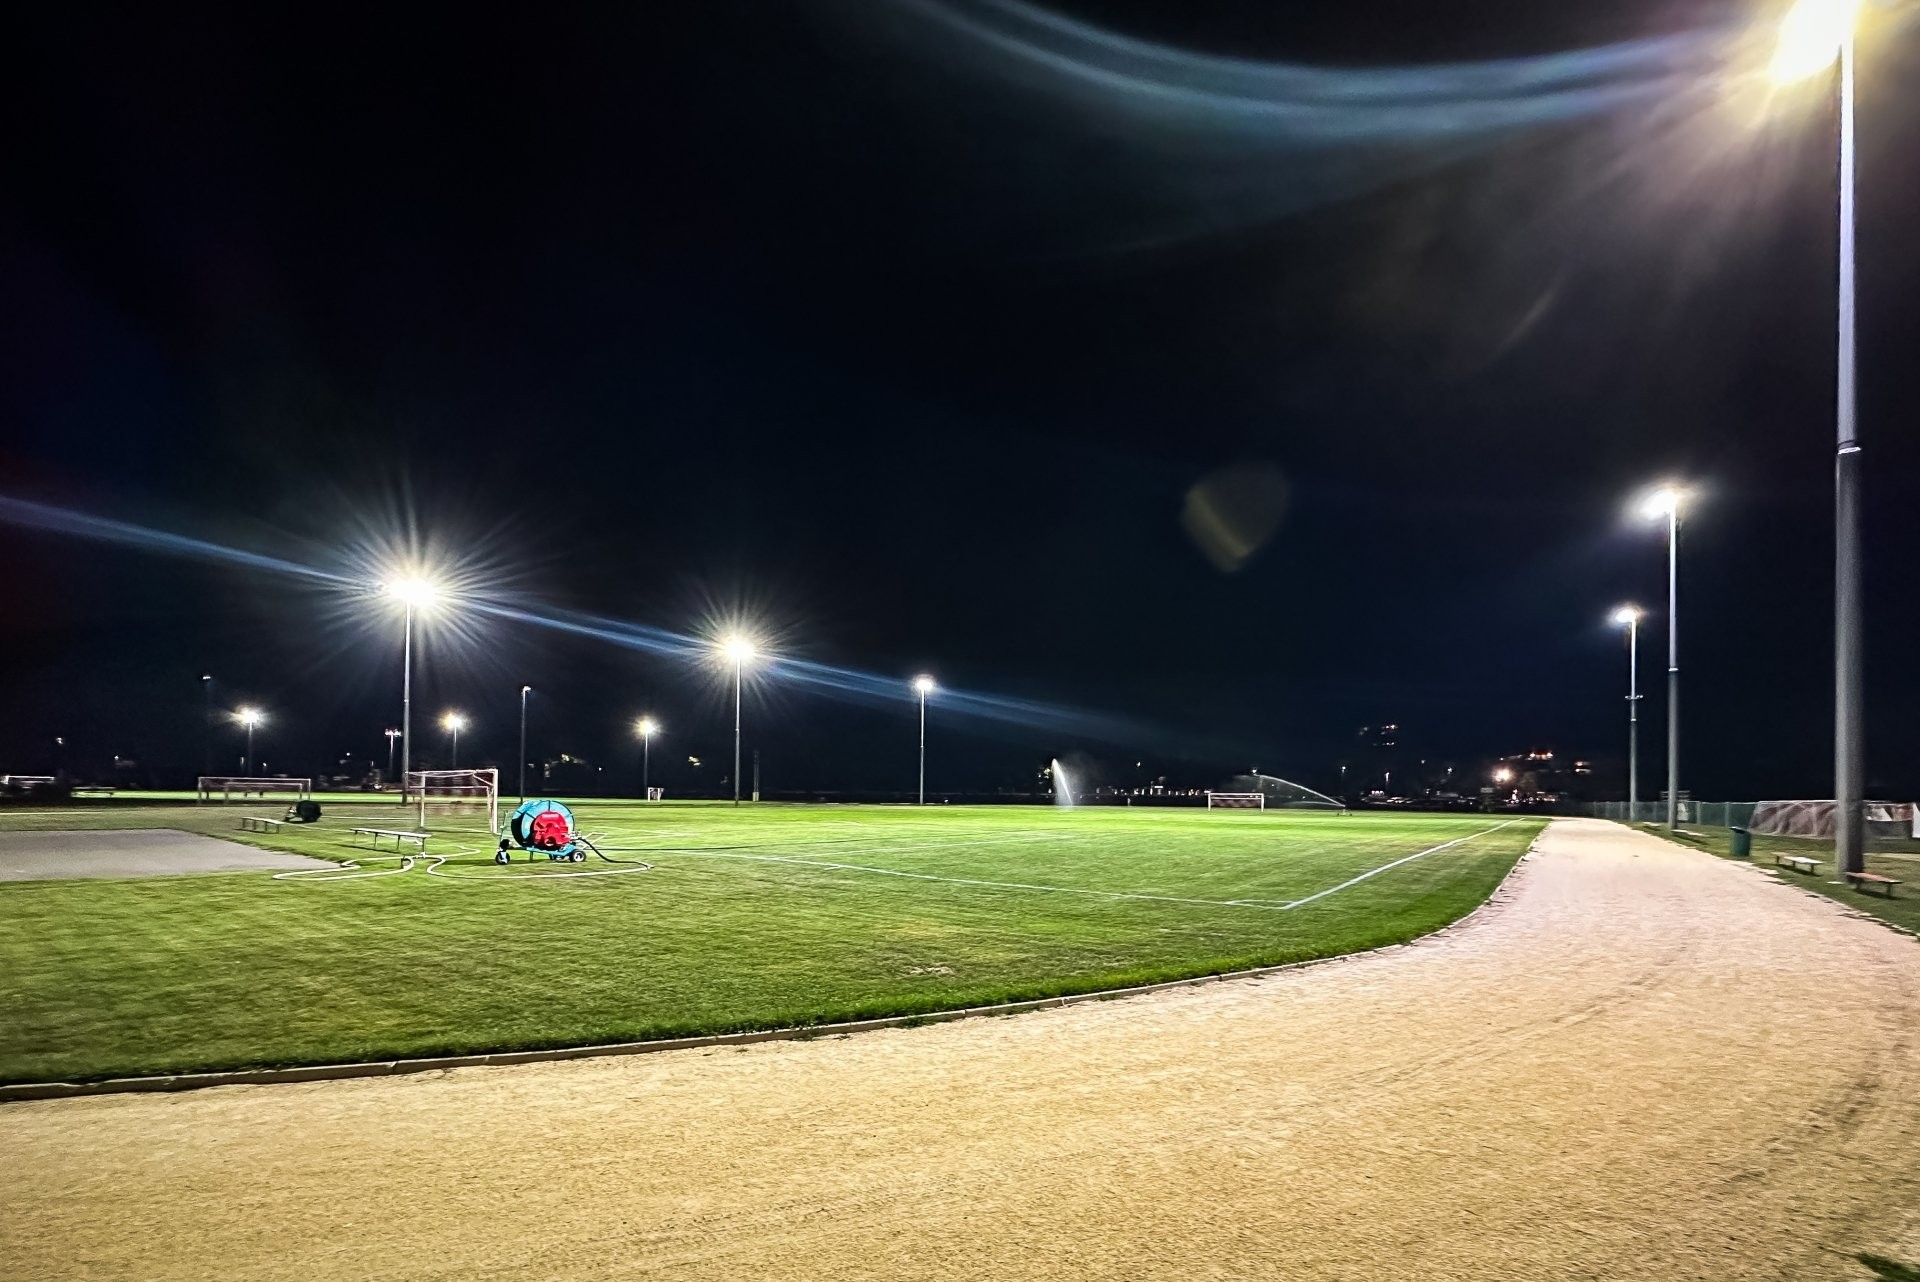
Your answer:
3;1;1917;801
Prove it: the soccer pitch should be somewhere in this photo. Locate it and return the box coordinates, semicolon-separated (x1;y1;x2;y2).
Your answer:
0;803;1541;1085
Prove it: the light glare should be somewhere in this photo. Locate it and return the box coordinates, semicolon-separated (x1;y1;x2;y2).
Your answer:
636;716;660;737
914;674;936;695
384;576;440;607
1639;486;1684;521
235;706;263;727
441;711;467;732
722;634;756;664
1770;0;1858;84
1612;605;1643;626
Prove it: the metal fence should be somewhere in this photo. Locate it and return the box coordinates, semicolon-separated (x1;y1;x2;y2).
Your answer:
1580;800;1758;828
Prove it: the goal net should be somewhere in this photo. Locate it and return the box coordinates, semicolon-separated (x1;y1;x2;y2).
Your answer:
1221;773;1345;810
407;769;500;834
198;776;313;803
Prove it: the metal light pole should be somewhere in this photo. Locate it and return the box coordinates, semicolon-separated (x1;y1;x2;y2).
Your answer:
237;708;262;776
1770;0;1869;877
443;712;466;768
384;578;439;805
1664;503;1680;831
1613;607;1643;817
913;675;935;804
1834;27;1865;875
733;659;744;805
1638;487;1685;831
518;685;531;802
201;674;213;776
637;717;657;799
385;728;400;784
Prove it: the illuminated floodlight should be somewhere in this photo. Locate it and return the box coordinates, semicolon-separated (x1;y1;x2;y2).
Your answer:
1771;0;1858;84
721;634;757;665
1638;486;1686;521
235;706;263;728
1611;605;1643;626
384;576;441;608
441;711;468;733
913;674;936;696
636;716;659;738
1492;766;1514;784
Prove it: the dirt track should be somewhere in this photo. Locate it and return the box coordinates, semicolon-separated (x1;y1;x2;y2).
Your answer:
5;818;1919;1280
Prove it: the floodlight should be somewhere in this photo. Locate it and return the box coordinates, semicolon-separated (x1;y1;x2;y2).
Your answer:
722;634;756;664
1611;605;1643;626
1638;486;1685;521
235;706;263;727
384;577;440;608
1771;0;1858;84
1493;766;1514;783
442;711;467;733
914;674;936;696
636;716;659;737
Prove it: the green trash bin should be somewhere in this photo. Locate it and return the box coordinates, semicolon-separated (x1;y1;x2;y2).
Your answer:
1729;826;1752;858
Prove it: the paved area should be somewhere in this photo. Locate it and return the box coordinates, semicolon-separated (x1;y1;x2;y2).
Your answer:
4;818;1919;1280
0;829;332;881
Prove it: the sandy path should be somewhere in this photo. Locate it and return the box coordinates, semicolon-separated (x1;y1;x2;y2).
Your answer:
5;818;1919;1281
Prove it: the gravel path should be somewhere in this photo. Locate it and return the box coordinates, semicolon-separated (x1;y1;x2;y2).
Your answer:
5;818;1919;1280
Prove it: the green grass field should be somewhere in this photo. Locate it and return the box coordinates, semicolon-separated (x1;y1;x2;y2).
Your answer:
0;802;1540;1084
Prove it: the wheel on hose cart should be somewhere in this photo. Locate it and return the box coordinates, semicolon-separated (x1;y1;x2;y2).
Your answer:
570;850;587;863
494;849;512;866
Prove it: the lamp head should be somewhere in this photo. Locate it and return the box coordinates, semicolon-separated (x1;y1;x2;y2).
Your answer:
636;716;659;738
442;712;467;733
1611;605;1643;627
384;577;440;608
1771;0;1859;84
722;634;756;664
236;706;263;728
913;674;936;696
1639;486;1685;521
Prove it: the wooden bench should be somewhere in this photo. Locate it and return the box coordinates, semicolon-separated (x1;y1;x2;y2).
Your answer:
72;786;117;798
350;827;430;852
1844;871;1901;898
238;816;283;834
1775;853;1820;875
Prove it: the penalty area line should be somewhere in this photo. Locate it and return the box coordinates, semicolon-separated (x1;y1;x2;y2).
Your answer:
1252;820;1521;910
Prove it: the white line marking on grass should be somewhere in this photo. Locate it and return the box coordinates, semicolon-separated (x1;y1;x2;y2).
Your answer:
1252;820;1520;910
662;821;1519;912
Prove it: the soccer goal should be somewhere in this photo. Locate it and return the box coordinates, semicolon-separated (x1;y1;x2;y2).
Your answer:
407;768;500;834
1207;792;1266;809
198;776;313;803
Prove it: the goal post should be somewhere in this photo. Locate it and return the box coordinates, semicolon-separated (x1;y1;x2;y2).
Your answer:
1206;792;1267;810
406;769;500;834
198;776;312;803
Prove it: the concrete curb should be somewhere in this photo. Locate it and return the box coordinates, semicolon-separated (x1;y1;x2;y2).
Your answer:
1;837;1542;1105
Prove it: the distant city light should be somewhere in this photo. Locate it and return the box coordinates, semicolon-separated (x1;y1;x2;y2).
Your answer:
1493;766;1514;783
1771;0;1858;84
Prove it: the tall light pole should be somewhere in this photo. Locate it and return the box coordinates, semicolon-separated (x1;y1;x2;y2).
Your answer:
913;675;936;804
384;727;401;784
518;685;532;802
1612;606;1644;817
1640;487;1686;830
200;674;213;776
384;578;439;803
636;716;659;799
1773;0;1866;875
722;635;755;805
442;711;467;768
236;707;263;776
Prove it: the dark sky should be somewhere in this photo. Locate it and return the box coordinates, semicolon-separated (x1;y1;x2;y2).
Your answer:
3;1;1917;800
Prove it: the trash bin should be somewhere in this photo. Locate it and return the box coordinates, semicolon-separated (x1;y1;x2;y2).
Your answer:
1728;826;1752;858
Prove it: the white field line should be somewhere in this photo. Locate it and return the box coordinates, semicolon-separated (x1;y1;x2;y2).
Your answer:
664;821;1520;912
1230;820;1520;908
